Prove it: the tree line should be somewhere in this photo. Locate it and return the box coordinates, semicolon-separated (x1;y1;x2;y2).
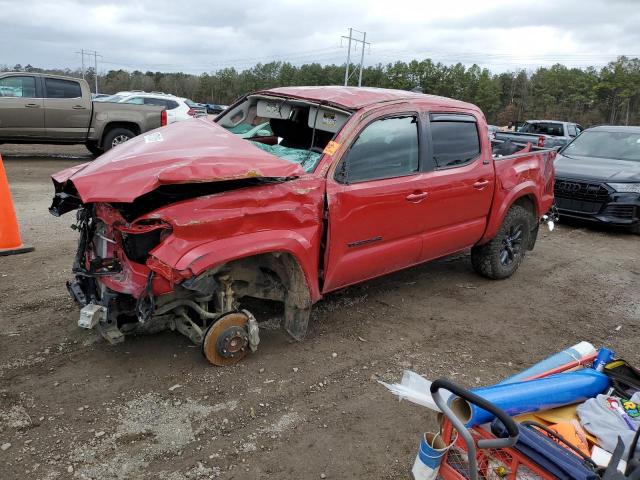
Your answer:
3;56;639;126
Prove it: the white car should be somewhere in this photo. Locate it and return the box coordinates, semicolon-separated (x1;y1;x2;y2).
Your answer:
113;92;206;123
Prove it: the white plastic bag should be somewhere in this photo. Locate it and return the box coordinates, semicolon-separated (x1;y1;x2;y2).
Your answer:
379;370;452;412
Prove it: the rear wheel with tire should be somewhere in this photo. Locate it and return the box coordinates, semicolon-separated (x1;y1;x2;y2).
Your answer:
102;127;135;152
471;205;533;279
85;141;103;157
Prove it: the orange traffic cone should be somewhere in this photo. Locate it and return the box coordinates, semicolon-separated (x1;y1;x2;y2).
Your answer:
0;154;34;256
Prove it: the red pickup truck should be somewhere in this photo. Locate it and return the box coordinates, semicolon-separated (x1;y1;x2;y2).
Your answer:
50;87;556;365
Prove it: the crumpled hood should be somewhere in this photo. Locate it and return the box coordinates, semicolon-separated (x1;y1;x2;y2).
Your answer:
52;119;305;203
554;153;640;182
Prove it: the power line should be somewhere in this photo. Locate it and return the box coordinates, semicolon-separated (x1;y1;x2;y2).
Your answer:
98;47;345;72
91;46;635;77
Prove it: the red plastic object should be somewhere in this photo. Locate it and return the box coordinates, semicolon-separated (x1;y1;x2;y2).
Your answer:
525;352;598;381
438;418;555;480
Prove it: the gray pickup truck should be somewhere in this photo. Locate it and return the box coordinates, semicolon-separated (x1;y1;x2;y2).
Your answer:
495;120;584;149
0;72;166;154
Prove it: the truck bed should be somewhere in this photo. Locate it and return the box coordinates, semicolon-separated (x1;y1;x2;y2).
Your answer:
480;145;557;243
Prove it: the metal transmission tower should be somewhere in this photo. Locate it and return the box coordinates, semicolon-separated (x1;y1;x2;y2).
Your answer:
76;50;103;93
340;28;370;87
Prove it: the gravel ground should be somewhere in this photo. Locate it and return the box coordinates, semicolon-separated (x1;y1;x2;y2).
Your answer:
0;145;638;479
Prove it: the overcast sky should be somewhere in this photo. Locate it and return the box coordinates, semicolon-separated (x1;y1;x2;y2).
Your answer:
1;0;639;74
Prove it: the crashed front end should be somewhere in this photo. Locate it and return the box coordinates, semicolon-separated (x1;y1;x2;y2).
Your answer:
49;119;322;364
51;188;239;347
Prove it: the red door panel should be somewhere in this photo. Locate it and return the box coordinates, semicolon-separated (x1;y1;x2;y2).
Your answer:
417;158;495;261
323;175;426;292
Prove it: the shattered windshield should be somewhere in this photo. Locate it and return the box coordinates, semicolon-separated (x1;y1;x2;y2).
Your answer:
219;97;347;173
249;141;321;172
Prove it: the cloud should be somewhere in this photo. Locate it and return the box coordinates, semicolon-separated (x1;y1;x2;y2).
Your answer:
0;0;637;73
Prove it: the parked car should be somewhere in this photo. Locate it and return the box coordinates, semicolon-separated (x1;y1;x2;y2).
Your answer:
205;103;228;115
0;72;167;154
50;86;556;364
554;125;640;233
115;92;206;123
495;120;583;149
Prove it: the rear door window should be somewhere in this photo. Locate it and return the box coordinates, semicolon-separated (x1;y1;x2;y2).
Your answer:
430;115;480;168
339;115;419;183
0;76;37;98
521;122;564;136
143;98;179;109
568;124;577;137
144;97;168;107
45;78;81;98
124;97;144;105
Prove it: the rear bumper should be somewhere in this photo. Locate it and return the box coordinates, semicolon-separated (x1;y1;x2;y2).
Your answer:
554;180;640;229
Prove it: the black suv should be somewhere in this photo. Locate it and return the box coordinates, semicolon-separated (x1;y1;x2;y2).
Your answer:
554;126;640;233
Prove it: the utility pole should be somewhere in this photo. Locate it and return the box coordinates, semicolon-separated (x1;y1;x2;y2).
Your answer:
94;51;98;94
77;48;85;79
76;50;102;92
341;28;370;87
343;28;352;86
357;32;366;87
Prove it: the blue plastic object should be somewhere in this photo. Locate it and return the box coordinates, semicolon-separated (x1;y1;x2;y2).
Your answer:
491;420;599;480
592;347;615;371
459;370;610;427
417;434;447;469
499;341;596;385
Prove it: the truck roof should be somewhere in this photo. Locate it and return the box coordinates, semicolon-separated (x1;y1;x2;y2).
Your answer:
256;86;476;111
1;71;86;82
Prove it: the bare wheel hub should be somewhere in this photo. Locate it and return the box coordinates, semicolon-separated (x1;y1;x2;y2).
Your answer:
216;326;248;358
202;312;251;366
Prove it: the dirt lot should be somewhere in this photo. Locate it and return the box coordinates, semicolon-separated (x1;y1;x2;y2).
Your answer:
1;144;638;480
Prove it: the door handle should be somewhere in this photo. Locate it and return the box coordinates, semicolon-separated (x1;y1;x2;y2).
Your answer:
406;191;428;202
72;105;86;110
473;179;490;190
25;103;40;108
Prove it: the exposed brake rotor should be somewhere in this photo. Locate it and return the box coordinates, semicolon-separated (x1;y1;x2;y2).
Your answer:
202;312;251;366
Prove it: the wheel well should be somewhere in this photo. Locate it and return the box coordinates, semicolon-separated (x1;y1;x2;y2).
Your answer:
100;122;141;147
208;252;313;339
511;195;539;250
512;195;537;219
210;252;311;308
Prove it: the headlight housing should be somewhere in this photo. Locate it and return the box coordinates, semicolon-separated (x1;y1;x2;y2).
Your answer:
607;183;640;194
